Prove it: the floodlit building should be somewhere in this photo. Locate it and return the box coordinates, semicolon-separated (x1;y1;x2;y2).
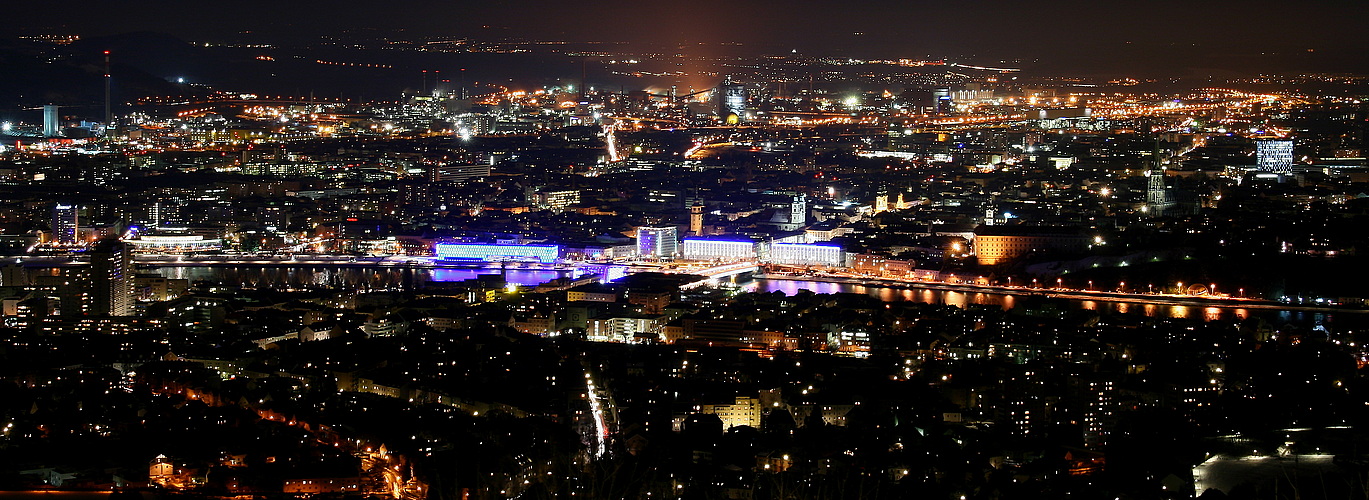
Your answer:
974;226;1088;266
90;238;134;316
767;242;846;267
717;76;748;124
434;243;561;263
52;204;79;244
428;163;491;183
636;226;678;260
1257;139;1294;175
681;237;758;261
127;235;223;254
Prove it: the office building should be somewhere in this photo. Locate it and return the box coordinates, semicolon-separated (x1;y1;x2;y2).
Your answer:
52;204;79;244
682;237;759;261
43;105;60;137
428;163;491;183
717;76;747;124
1257;139;1294;175
90;238;134;316
636;227;678;260
536;190;581;212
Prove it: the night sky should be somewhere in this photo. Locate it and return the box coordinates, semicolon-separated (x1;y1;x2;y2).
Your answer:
7;0;1369;74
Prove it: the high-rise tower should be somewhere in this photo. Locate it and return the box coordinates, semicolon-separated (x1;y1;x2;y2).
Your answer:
43;105;60;138
1145;140;1172;216
90;238;134;316
52;204;79;244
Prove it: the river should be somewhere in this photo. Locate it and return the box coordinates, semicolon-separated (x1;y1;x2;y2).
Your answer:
110;266;1368;328
747;278;1359;327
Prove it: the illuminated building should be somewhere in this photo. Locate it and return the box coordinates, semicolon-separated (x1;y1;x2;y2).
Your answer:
428;163;490;183
874;191;889;213
717;76;748;124
127;235;223;254
52;203;79;244
689;202;704;236
933;87;952;114
682;237;758;261
678;396;762;430
1082;377;1117;449
535;190;581;212
767;242;845;267
850;253;913;276
789;193;807;227
434;243;561;263
90;238;134;316
43;104;60;137
149;455;175;487
636;227;678;260
1257;139;1294;175
973;226;1088;266
1146;140;1173;216
587;315;663;343
1146;170;1171;216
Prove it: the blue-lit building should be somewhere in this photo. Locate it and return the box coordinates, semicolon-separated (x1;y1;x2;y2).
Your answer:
435;243;561;263
769;242;846;267
717;75;748;124
637;227;678;260
52;203;79;244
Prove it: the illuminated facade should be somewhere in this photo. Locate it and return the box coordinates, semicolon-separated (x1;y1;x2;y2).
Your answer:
535;190;581;212
974;226;1088;266
767;243;845;267
636;227;678;260
1257;139;1294;174
91;238;134;316
128;235;223;254
43;104;60;137
717;76;748;124
428;163;491;183
682;237;758;261
434;243;561;263
52;204;79;244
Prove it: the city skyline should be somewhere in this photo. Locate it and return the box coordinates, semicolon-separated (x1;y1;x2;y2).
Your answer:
1;4;1368;499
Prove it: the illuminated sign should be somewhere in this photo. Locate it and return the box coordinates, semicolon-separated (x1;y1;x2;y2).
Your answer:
435;243;560;263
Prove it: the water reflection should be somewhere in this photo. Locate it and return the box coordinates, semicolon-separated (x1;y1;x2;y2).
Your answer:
750;279;1326;323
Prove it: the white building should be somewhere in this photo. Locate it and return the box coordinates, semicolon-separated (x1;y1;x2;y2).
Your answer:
768;242;846;268
682;237;758;261
127;235;224;254
1257;139;1294;175
587;315;663;343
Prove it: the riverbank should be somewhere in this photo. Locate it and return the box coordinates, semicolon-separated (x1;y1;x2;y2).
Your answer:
755;273;1369;315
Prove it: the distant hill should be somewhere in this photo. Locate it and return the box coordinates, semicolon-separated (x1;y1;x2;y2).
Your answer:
0;35;192;118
